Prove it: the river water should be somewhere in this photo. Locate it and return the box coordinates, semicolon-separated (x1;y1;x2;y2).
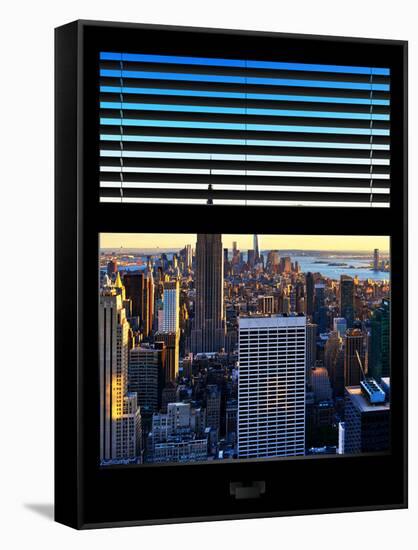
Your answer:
102;253;390;282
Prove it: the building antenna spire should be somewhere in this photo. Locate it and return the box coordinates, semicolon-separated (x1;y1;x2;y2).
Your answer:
355;350;367;380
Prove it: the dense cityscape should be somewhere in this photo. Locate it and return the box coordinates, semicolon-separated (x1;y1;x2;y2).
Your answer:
99;234;391;466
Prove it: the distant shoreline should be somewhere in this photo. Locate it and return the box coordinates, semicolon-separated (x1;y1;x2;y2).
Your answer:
100;248;389;256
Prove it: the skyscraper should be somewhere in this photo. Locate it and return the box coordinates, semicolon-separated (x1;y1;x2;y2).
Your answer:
99;289;141;464
295;281;305;313
140;284;151;337
191;234;226;353
123;272;144;320
223;247;229;265
314;282;325;310
206;385;221;436
266;250;280;273
247;249;255;267
311;366;333;402
344;328;366;387
369;299;390;381
314;283;328;332
324;330;345;398
145;262;154;336
253;234;260;262
185;244;193;269
159;280;180;333
154;331;179;384
306;272;315;317
340;275;355;328
333;317;347;337
237;314;306;458
373;248;380;271
129;346;165;415
344;379;390;453
225;399;238;444
281;256;292;273
306;322;318;385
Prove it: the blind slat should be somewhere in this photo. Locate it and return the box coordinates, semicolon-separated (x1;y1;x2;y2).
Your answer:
99;51;391;208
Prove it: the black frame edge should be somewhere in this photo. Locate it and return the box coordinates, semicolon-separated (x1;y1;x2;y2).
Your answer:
79;503;407;530
77;18;407;45
54;20;82;530
55;19;408;529
402;40;408;510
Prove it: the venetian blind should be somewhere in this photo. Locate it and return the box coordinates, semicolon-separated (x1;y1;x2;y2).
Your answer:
99;51;390;207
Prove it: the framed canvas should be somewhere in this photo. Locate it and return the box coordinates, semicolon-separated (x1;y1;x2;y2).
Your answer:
55;20;408;528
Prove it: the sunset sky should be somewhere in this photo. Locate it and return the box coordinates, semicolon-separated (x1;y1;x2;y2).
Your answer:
100;233;390;252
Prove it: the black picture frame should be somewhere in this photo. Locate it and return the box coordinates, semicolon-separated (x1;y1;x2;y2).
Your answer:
55;20;408;529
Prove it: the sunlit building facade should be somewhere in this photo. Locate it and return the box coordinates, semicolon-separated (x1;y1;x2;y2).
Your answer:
99;288;141;463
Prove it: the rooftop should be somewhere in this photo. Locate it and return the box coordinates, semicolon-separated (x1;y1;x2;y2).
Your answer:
360;378;386;404
239;313;306;329
346;386;390;413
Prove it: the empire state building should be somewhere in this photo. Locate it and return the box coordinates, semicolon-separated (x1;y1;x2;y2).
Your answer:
191;234;226;353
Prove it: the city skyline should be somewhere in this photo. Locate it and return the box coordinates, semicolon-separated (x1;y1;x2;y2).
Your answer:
99;233;391;466
100;233;390;252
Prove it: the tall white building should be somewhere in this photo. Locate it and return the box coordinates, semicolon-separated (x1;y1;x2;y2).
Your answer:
99;289;141;464
238;314;306;459
337;421;345;454
159;280;180;333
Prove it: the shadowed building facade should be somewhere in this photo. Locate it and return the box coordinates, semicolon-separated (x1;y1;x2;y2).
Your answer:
155;332;179;384
324;330;345;398
123;272;144;320
369;299;390;381
253;234;260;263
344;328;366;387
129;346;165;415
306;272;315;317
344;380;390;453
191;234;226;354
340;275;355;328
